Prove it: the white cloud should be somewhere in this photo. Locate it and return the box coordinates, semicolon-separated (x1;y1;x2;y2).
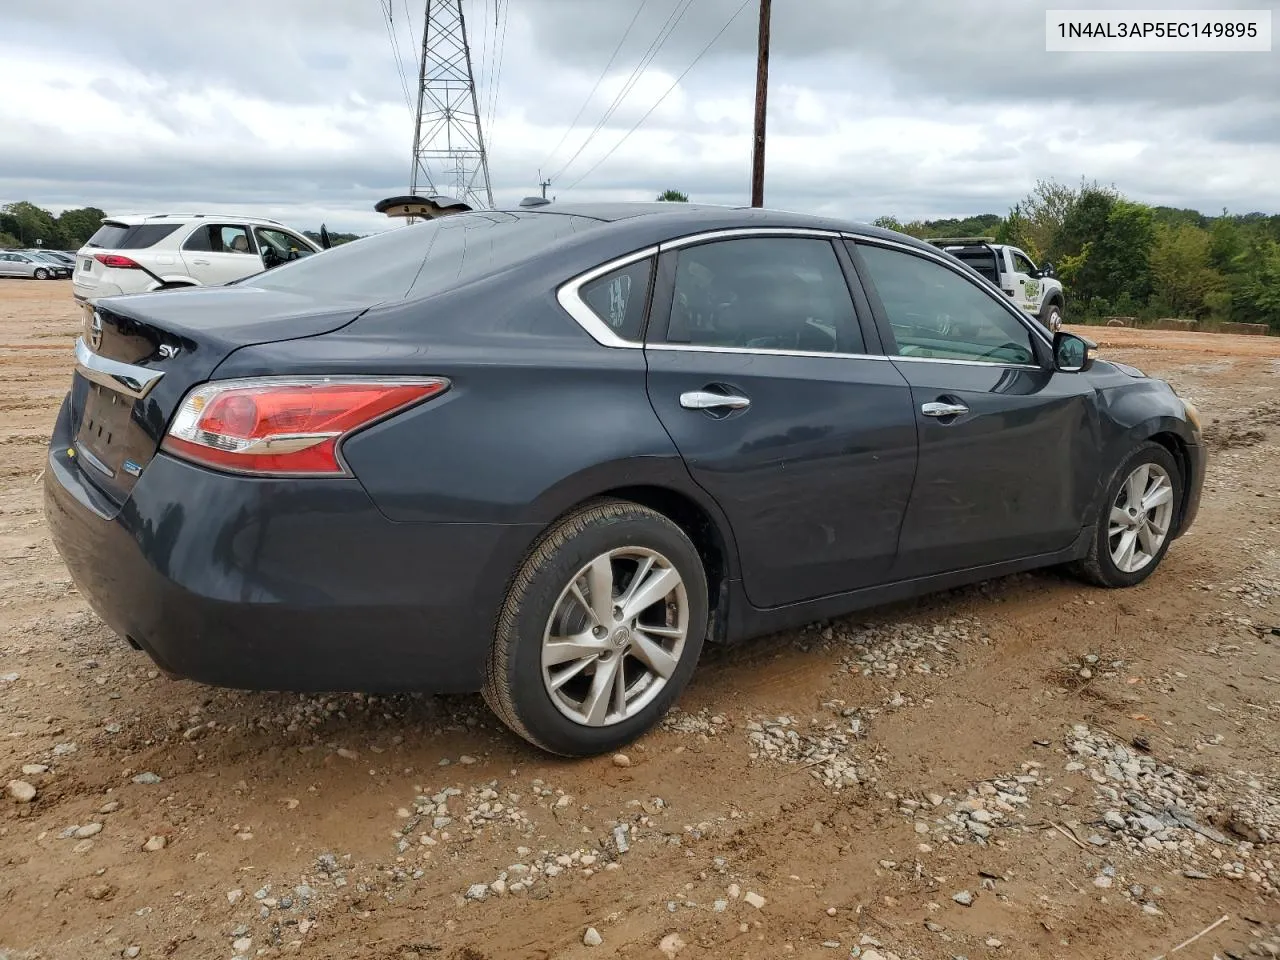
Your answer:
2;0;1277;235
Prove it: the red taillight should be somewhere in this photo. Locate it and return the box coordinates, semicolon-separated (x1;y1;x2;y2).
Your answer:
162;377;449;476
94;253;143;269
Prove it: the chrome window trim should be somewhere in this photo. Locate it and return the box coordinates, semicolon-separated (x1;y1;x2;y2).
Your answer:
844;233;1054;349
74;337;165;399
646;343;889;361
555;245;658;349
652;227;867;358
660;226;841;250
890;355;1042;371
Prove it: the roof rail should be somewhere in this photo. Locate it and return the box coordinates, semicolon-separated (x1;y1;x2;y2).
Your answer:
139;213;284;226
926;236;999;246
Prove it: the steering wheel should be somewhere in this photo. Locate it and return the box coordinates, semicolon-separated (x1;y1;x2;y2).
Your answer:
261;247;281;269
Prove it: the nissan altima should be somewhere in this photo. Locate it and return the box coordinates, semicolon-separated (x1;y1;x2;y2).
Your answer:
44;202;1205;756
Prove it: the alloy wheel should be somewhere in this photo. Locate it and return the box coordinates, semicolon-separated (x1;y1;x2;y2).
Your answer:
1108;462;1174;573
540;547;689;727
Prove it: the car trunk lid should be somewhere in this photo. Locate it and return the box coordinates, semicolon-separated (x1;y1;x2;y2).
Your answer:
67;286;367;505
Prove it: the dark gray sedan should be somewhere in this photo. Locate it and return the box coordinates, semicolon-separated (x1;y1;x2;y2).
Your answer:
44;202;1205;755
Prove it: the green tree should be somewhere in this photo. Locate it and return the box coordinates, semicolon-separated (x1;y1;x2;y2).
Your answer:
1094;199;1155;304
1208;213;1246;272
1055;184;1118;262
0;201;64;248
1149;223;1222;319
995;203;1039;257
656;189;688;202
1015;178;1079;260
1237;240;1280;330
56;207;107;247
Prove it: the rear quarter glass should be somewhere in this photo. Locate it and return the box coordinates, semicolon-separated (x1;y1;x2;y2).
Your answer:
86;223;182;249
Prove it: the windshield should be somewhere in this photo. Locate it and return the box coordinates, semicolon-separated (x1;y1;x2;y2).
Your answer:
246;211;602;303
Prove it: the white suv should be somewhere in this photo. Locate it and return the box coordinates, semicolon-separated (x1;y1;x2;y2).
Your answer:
72;214;322;303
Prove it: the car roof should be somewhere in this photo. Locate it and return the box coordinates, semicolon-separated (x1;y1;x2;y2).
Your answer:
491;201;942;254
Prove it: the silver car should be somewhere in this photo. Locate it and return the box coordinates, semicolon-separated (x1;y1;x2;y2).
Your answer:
0;251;71;279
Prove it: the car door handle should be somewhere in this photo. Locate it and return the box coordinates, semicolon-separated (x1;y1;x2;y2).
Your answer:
921;401;969;418
192;259;210;265
680;390;750;411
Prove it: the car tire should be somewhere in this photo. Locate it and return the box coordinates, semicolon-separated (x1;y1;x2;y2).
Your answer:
483;499;708;756
34;268;49;280
1069;441;1182;588
1042;302;1063;332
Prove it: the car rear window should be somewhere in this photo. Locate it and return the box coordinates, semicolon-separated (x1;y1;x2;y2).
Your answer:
950;249;1000;284
85;222;182;249
245;212;601;302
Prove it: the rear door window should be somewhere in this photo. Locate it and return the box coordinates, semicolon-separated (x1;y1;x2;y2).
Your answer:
183;225;256;255
663;237;864;354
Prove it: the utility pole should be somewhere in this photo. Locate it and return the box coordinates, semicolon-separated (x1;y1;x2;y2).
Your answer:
750;0;772;208
409;0;494;209
538;172;551;199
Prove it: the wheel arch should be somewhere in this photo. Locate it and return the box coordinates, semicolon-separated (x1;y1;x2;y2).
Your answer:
153;276;200;290
1092;418;1196;538
528;480;740;645
1147;430;1194;536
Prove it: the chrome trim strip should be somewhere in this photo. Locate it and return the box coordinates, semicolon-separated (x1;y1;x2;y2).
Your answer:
73;442;116;479
74;337;165;399
646;342;890;361
891;355;1042;371
661;226;841;250
843;234;1054;349
556;246;658;349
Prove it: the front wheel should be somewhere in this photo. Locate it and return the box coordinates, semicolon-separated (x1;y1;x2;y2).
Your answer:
483;500;708;756
34;268;49;280
1069;441;1182;588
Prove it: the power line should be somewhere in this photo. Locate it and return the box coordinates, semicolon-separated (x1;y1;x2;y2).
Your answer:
377;0;415;119
485;0;509;158
539;0;651;175
565;0;753;192
549;0;696;184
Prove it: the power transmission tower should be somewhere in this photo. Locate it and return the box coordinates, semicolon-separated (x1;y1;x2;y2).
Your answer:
409;0;495;209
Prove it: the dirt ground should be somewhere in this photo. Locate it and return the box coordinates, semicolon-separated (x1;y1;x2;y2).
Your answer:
1;280;1279;960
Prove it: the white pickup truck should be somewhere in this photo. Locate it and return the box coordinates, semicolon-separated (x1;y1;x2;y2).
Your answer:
927;238;1065;332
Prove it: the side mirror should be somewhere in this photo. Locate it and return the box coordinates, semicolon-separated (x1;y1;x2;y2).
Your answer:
1039;261;1056;278
1053;331;1093;373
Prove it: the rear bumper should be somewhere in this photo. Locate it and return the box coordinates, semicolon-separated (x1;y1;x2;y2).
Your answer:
72;278;125;302
44;397;539;693
1175;439;1206;539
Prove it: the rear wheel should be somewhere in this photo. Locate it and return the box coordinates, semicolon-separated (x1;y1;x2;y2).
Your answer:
1042;302;1063;332
1070;441;1181;588
34;268;49;280
483;500;708;756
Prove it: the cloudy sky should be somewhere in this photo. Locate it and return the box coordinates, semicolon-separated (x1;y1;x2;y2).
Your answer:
2;0;1277;234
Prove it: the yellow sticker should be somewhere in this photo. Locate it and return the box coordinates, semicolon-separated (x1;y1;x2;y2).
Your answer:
66;447;76;457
